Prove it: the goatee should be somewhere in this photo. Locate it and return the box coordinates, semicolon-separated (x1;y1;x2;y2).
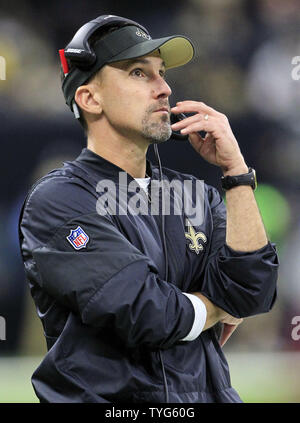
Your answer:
141;105;172;144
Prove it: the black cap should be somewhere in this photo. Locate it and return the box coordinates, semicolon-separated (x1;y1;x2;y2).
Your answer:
61;16;194;113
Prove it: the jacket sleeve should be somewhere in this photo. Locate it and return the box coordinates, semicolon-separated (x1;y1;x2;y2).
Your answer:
19;177;195;350
198;186;279;318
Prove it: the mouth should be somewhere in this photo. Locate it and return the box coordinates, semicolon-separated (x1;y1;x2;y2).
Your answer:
154;107;170;114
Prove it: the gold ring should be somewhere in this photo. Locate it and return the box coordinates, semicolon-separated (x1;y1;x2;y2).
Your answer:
204;114;209;121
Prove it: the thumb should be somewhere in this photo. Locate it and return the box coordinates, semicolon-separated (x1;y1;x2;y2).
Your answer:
188;132;204;153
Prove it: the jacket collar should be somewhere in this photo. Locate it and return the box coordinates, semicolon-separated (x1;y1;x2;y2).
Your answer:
75;148;157;184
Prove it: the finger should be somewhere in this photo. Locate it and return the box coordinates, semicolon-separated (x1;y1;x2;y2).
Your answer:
171;113;202;129
180;120;212;135
171;101;221;117
220;323;238;347
220;316;243;325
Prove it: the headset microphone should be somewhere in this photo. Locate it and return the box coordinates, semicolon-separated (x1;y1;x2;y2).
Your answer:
170;112;189;141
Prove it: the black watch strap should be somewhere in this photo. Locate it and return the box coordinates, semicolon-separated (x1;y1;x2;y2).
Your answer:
221;168;257;191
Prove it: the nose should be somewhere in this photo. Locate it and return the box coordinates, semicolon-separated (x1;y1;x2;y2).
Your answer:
152;75;172;99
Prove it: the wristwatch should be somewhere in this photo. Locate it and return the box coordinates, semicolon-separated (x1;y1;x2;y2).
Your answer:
221;167;257;191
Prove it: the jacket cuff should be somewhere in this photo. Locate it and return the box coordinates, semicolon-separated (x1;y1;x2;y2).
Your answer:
180;293;207;341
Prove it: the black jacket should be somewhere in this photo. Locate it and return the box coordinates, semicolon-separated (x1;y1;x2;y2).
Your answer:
18;148;278;403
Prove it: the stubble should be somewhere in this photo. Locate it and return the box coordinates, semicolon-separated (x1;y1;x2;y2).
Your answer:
141;105;172;143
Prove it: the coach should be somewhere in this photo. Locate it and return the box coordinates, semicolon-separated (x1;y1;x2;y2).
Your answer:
18;15;278;403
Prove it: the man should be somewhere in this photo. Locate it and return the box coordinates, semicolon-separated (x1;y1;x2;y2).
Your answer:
18;15;278;403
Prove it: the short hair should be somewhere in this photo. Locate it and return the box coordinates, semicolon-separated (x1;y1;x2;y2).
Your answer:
61;24;127;135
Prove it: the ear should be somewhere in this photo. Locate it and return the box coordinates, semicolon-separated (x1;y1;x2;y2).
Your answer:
74;83;102;116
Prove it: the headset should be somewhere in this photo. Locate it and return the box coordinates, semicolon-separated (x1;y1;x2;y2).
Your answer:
170;112;189;141
59;14;189;142
62;15;149;69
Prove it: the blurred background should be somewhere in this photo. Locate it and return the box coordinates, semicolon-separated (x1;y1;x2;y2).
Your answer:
0;0;300;403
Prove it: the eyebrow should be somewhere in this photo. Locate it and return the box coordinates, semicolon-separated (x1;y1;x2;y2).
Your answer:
121;57;166;71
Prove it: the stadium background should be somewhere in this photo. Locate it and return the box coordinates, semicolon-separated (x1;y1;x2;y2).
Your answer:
0;0;300;403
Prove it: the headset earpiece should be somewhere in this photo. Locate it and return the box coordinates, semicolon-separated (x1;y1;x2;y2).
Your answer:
64;15;150;69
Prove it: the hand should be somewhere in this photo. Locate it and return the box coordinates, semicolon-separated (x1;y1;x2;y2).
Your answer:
171;101;248;175
219;315;243;347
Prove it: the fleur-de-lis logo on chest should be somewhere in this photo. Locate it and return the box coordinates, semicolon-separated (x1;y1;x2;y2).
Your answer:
185;222;207;255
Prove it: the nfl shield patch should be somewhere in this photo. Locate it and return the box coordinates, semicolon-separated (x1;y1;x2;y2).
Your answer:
66;226;89;250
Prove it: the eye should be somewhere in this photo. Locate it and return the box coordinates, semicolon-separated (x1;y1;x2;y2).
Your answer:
131;68;145;77
159;70;166;79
